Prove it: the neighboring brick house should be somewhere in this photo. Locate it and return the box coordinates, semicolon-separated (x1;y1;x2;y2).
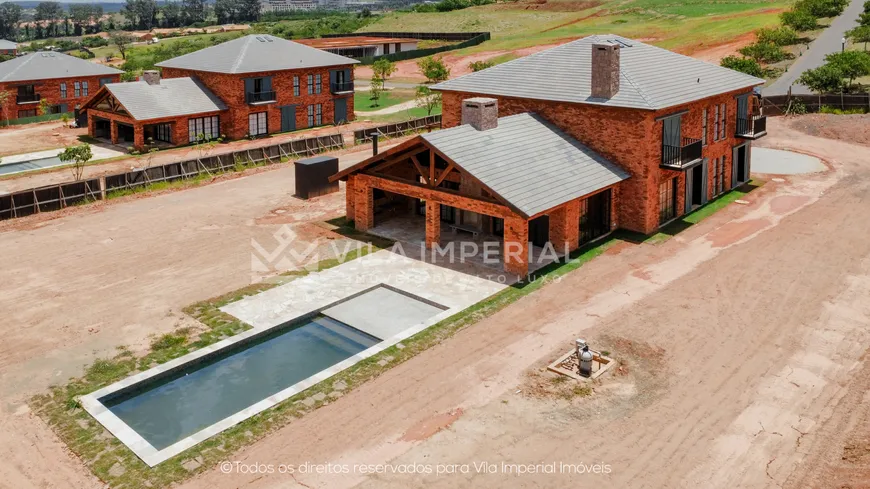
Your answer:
0;51;122;122
0;40;17;56
331;35;767;276
156;34;357;141
81;71;227;148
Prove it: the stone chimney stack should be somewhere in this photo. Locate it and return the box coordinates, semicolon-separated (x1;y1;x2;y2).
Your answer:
461;97;498;131
142;70;161;86
591;42;620;99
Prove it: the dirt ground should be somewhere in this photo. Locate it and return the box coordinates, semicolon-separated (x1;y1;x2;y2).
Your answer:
783;113;870;147
2;115;870;489
0;121;86;158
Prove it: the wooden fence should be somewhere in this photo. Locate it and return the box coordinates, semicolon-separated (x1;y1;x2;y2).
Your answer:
0;133;344;222
762;93;870;115
354;115;442;144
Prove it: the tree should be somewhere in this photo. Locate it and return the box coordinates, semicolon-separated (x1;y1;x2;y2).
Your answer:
0;90;10;125
848;25;870;50
238;0;261;22
34;2;63;22
415;85;442;115
182;0;206;24
59;143;93;181
756;26;799;46
799;64;844;108
214;0;241;24
38;98;50;116
794;0;848;18
161;1;183;28
110;31;135;60
739;42;789;63
469;60;494;72
781;9;818;31
721;55;764;77
825;50;870;88
417;56;450;83
0;3;22;40
123;0;158;30
368;59;396;107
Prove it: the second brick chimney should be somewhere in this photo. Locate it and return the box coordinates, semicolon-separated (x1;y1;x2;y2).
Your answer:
461;97;498;131
591;42;620;99
142;70;161;86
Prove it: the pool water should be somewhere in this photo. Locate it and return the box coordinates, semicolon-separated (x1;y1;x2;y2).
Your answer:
102;316;379;450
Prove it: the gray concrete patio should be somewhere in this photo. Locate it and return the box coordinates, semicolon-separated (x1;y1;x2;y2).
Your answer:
752;147;827;175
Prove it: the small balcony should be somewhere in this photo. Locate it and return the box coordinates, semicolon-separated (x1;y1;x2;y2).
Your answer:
16;93;40;104
330;81;354;94
736;115;767;139
661;137;703;169
246;90;276;105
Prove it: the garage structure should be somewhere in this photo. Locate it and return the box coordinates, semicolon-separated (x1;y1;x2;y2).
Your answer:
331;98;629;276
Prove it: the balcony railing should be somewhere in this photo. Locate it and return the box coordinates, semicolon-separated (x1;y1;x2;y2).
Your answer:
661;137;703;169
246;90;276;104
16;93;40;104
736;115;767;139
330;81;354;94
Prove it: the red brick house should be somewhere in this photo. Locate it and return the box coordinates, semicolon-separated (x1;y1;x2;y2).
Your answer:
0;51;121;122
331;36;767;276
83;34;357;150
82;71;226;148
0;40;17;56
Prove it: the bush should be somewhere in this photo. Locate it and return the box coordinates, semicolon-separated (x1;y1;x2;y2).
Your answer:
417;56;450;83
756;26;799;46
412;0;493;12
819;105;867;114
469;60;494;72
781;9;819;31
721;55;765;77
798;63;845;93
81;36;108;48
794;0;849;18
739;42;790;63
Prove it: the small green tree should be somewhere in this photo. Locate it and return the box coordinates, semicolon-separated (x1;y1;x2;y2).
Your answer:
369;58;397;107
37;97;51;116
756;26;799;46
721;56;764;77
799;64;844;107
781;9;818;31
58;143;93;181
110;31;134;59
468;60;494;72
848;25;870;50
739;42;789;63
417;56;450;83
824;50;870;89
415;85;442;115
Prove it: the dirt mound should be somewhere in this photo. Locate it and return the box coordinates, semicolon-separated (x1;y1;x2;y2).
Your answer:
787;114;870;147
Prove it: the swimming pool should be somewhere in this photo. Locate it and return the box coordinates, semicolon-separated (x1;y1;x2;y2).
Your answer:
101;315;379;451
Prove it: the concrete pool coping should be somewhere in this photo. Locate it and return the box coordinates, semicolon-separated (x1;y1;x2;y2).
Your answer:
81;251;506;467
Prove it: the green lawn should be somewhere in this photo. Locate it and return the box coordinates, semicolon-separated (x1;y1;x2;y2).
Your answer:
355;88;415;112
360;105;442;123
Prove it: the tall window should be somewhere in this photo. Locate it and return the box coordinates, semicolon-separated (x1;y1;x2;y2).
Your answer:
719;155;728;194
719;103;726;140
248;112;267;136
74;81;81;98
293;76;300;96
82;81;88;97
307;74;313;95
315;74;322;94
659;177;677;224
60;82;67;99
712;156;720;196
307;105;314;127
712;105;719;142
315;103;322;125
701;108;707;146
188;115;220;142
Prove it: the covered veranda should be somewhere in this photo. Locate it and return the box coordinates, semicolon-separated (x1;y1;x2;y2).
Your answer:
331;110;630;276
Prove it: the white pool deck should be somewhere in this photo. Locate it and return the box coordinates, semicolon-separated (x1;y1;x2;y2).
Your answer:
81;250;506;466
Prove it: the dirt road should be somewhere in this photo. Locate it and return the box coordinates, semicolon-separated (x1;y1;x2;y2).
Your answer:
2;116;870;489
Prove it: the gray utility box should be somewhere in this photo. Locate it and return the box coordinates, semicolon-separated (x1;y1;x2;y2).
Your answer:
294;155;339;199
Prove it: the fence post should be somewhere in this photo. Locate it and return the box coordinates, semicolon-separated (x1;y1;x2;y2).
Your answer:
99;175;107;200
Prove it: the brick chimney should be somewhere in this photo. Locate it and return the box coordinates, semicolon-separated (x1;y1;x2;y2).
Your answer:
591;42;620;99
461;97;498;131
142;70;160;86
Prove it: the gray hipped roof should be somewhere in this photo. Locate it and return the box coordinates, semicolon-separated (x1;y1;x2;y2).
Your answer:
156;34;359;74
422;113;629;217
432;35;765;111
0;51;122;83
104;77;227;121
0;40;17;50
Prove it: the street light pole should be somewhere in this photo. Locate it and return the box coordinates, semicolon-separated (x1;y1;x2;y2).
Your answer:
843;36;847;52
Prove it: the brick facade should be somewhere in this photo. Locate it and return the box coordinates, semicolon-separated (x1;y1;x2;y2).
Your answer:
441;88;753;235
161;65;355;141
0;74;120;121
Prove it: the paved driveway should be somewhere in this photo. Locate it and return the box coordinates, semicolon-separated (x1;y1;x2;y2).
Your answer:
764;0;865;95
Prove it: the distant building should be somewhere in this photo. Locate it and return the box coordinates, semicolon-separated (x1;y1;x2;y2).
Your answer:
0;51;122;121
0;40;17;56
298;36;418;59
82;35;357;149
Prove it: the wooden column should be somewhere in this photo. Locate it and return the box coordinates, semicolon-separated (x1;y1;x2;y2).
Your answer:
425;200;440;248
353;178;374;231
504;216;529;277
